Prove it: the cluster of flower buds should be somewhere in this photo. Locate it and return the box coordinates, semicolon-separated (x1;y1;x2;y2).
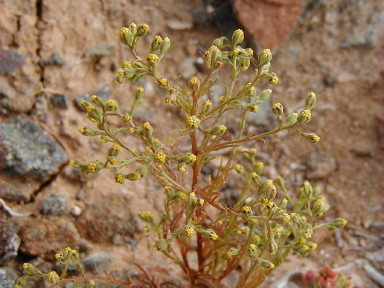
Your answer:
115;60;148;84
70;160;104;175
120;23;149;48
203;45;223;71
150;35;171;55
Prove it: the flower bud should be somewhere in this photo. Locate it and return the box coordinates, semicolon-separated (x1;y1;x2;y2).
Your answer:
134;87;144;105
197;228;218;240
272;209;290;224
186;116;200;129
242;205;253;216
232;29;244;46
305;92;316;110
138;211;154;223
106;99;118;113
84;281;96;288
143;122;153;138
114;173;125;184
159;37;171;54
297;245;310;256
208;124;227;135
251;172;261;185
46;271;60;284
269;72;279;85
306;241;317;250
312;198;329;217
272;103;284;117
126;171;142;181
188;192;198;206
136;23;149;37
79;99;93;112
89;94;104;106
78;126;98;136
23;263;42;275
183;153;197;164
328;218;347;231
147;53;159;69
122;61;131;68
227;247;240;258
234;164;245;175
253;161;264;174
248;244;257;256
151;35;163;53
154;151;166;162
285;112;298;126
248;103;259;112
244;86;256;98
123;114;131;122
202;99;212;113
178;162;187;173
213;37;226;48
268;238;279;255
128;23;137;35
158;78;168;88
303;181;313;197
259;49;272;66
261;179;277;200
300;132;320;143
297;110;312;124
188;76;201;91
259;89;272;100
86;161;103;174
154;239;169;251
182;225;195;238
120;27;134;46
240;57;250;71
108;144;121;157
258;258;275;269
203;45;221;69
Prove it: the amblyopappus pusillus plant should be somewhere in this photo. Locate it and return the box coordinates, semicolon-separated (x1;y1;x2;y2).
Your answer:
16;23;347;288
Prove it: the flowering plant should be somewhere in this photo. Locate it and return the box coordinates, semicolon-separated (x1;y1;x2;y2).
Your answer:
16;23;346;288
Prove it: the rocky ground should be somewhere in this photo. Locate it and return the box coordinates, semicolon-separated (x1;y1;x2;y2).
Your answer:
0;0;383;287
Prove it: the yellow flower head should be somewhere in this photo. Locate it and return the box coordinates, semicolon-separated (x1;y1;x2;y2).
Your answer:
155;151;166;162
185;225;196;237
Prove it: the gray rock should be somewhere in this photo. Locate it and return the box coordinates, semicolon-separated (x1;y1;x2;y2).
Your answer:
0;49;25;75
74;93;90;110
212;2;238;39
76;194;139;243
83;42;115;59
179;57;197;80
209;84;225;103
50;94;69;109
39;52;65;66
305;153;337;180
41;194;69;215
0;117;68;180
0;179;31;202
75;87;111;110
0;268;17;288
0;81;36;113
33;94;49;122
167;19;193;30
323;75;335;87
84;251;113;274
0;220;21;264
247;100;273;126
19;217;82;257
94;87;111;99
192;7;212;28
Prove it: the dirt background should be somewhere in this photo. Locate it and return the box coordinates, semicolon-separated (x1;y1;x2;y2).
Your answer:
0;0;383;287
